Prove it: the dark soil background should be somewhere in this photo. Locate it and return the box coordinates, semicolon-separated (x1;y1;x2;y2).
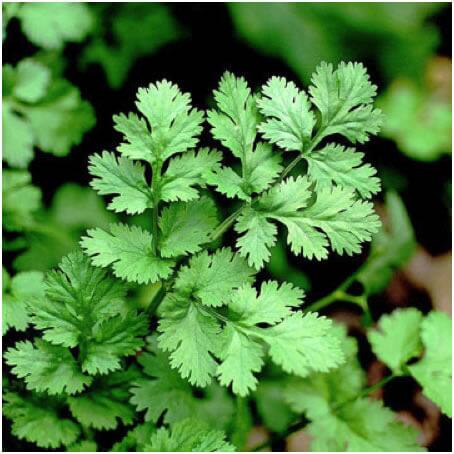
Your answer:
3;3;452;452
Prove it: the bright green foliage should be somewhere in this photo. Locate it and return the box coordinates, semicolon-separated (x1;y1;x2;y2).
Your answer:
368;308;423;374
284;326;422;451
379;79;451;161
112;423;157;452
408;312;452;417
28;252;147;374
236;177;380;267
158;197;218;258
358;192;416;295
81;3;179;89
67;440;98;452
369;310;452;417
4;339;92;395
15;2;94;49
159;272;343;395
146;418;236;452
68;367;140;430
309;62;384;144
2;269;44;334
258;76;315;151
3;59;95;167
305;144;380;199
81;224;174;285
3;392;80;449
89;151;153;215
130;340;234;427
173;248;255;307
2;170;42;231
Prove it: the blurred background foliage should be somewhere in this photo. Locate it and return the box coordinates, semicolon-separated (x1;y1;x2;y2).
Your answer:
2;2;452;451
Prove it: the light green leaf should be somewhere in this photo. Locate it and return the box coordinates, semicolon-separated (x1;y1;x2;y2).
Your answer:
206;166;250;201
135;80;204;161
89;151;153;215
3;392;80;449
368;308;423;374
408;311;452;417
258;76;315;151
173;248;255;307
306;143;380;199
4;339;92;395
159;197;218;258
13;59;51;103
68;367;139;430
158;294;221;387
309;61;384;144
17;3;94;49
160;148;222;202
2;270;44;334
81;223;174;284
146;418;235;452
67;440;98;452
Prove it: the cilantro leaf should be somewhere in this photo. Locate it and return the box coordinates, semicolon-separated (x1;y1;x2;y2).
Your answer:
2;170;42;231
3;392;80;449
68;367;140;430
309;61;384;144
368;308;423;374
285;326;422;452
408;311;452;417
158;294;221;387
30;252;147;375
67;440;98;452
12;58;51;103
135;80;204;161
146;418;235;452
81;223;175;284
206;166;250;201
89;151;153;215
258;76;315;151
160;148;222;202
17;3;94;49
159;197;218;258
2;270;44;334
173;248;255;307
305;143;381;199
4;339;92;395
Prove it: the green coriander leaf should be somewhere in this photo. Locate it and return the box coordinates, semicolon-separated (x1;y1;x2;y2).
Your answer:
306;143;380;199
3;392;80;449
207;71;257;160
235;207;278;269
31;251;127;348
113;112;154;162
68;367;139;430
2;102;34;168
205;166;250;201
160;148;222;202
67;440;98;452
135;80;204;161
112;423;156;452
23;79;95;157
173;248;255;307
13;58;51;103
81;223;175;284
146;418;235;452
17;3;94;49
408;311;452;417
368;308;423;374
258;76;315;151
309;61;384;144
2;270;44;334
158;294;221;387
89;151;153;215
159;197;218;258
4;339;92;395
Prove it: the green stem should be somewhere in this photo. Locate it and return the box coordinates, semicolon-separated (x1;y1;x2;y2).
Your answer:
209;207;243;242
151;160;163;255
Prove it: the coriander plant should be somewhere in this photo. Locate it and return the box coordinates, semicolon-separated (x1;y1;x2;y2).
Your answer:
4;62;451;452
